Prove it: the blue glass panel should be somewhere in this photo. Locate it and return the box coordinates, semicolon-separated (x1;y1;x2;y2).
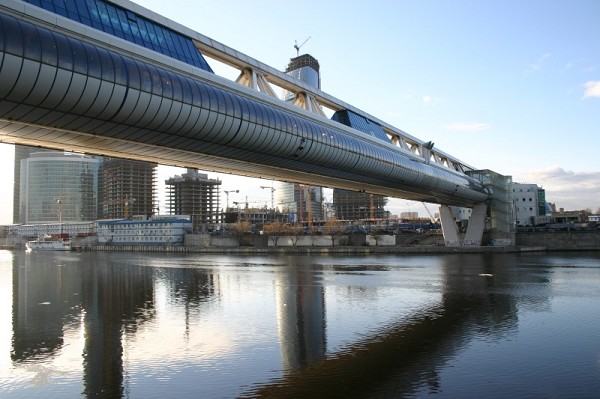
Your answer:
23;0;213;72
75;0;90;21
116;8;131;35
332;109;391;144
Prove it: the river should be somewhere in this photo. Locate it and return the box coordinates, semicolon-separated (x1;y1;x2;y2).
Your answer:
0;249;599;398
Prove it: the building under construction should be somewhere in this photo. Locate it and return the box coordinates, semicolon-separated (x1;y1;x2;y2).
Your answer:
101;158;157;219
333;189;388;221
165;169;221;231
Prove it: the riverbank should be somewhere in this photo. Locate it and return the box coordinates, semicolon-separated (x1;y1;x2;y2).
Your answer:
2;230;598;254
0;243;550;254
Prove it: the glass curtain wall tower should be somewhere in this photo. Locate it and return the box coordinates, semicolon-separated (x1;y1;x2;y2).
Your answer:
19;151;99;223
277;54;323;223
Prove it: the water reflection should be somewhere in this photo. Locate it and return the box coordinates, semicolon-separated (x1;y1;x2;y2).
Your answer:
4;251;598;398
249;254;522;398
275;256;325;372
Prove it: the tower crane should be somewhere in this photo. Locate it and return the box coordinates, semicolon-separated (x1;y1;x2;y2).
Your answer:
422;202;437;223
260;186;276;210
294;36;311;56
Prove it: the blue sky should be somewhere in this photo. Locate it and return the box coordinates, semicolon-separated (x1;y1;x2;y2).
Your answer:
1;0;599;223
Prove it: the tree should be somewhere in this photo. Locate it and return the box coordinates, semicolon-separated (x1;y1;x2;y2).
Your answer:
229;220;251;245
289;224;303;246
323;218;345;247
263;221;285;246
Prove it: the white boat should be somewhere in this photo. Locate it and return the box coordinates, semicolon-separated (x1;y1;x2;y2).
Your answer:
26;235;72;251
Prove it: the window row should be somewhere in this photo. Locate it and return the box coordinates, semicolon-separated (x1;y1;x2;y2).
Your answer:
23;0;212;71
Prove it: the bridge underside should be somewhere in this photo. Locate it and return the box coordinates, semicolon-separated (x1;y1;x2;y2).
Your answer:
0;120;461;204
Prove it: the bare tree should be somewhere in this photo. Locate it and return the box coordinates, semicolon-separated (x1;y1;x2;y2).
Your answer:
263;221;285;246
323;218;345;247
229;221;251;246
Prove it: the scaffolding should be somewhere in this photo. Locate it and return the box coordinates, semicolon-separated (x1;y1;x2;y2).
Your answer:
333;189;388;222
165;169;221;231
101;158;157;219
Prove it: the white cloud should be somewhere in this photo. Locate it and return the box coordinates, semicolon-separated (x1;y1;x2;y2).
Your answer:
444;122;491;132
583;81;600;99
528;52;551;71
516;166;600;211
422;94;444;106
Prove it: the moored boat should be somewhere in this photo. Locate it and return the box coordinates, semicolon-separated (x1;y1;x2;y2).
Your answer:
26;234;72;251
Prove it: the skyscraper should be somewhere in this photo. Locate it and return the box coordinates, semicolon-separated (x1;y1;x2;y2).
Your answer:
13;145;62;223
19;151;99;223
165;169;221;231
277;54;324;222
101;158;157;219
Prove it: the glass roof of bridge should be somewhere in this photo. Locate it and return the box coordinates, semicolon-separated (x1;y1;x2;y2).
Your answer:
23;0;213;72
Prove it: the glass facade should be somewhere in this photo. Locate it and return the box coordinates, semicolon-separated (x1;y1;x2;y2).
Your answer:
23;0;213;72
332;110;391;144
19;152;99;223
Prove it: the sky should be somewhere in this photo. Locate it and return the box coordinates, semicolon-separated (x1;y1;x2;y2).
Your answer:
1;0;599;224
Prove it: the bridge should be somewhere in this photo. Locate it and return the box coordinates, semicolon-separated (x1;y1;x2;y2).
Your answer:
0;0;513;245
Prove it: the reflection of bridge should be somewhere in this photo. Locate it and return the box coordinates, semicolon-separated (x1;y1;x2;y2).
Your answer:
9;252;519;397
0;0;512;245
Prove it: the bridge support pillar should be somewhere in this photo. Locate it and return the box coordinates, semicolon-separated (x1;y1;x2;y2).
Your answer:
439;205;461;247
463;203;487;246
439;204;487;247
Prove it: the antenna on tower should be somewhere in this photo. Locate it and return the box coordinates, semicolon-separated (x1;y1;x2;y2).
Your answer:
294;36;311;56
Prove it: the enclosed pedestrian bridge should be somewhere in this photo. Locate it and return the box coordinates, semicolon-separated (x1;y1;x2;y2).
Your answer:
0;0;513;245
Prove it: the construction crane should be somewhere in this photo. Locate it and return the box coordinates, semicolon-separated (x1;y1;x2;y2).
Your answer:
224;189;239;211
422;202;437;223
260;186;276;210
294;36;311;56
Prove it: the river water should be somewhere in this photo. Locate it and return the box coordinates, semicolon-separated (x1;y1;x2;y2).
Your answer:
0;249;599;398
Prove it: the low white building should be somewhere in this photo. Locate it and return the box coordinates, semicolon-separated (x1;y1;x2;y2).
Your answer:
513;182;547;226
97;216;192;245
8;221;96;238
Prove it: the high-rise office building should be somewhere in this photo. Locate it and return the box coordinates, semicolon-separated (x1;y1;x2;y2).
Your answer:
19;151;99;223
165;169;221;231
13;145;62;223
277;54;324;222
101;158;157;219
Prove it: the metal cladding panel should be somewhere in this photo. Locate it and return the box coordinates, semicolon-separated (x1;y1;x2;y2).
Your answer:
40;68;69;108
10;59;40;102
0;11;489;206
60;73;87;110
